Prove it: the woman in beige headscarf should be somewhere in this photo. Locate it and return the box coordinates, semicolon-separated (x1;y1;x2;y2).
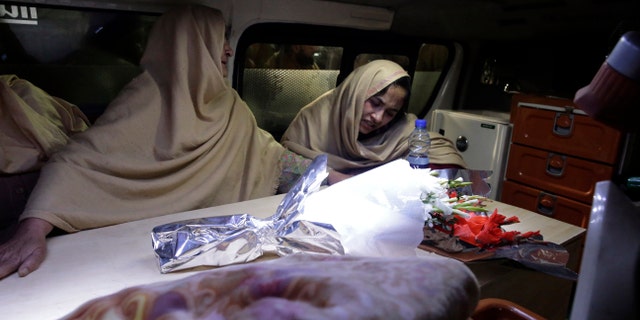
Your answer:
280;59;466;188
0;5;286;279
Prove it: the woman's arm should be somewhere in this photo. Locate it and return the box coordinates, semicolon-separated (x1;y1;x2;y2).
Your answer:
277;150;314;193
277;150;354;193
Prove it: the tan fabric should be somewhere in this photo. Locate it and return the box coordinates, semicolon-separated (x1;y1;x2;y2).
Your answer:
21;5;285;232
0;75;89;174
62;254;479;320
429;131;468;169
281;59;466;172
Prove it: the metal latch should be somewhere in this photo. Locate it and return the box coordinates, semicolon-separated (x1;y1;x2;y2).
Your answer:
546;152;566;177
553;106;575;137
536;191;557;216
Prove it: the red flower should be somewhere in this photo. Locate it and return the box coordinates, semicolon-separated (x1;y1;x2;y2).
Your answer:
452;209;540;248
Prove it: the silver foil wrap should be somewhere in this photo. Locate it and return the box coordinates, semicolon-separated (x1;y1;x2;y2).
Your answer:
151;155;344;273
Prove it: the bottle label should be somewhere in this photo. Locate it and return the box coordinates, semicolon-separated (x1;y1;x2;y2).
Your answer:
407;155;429;169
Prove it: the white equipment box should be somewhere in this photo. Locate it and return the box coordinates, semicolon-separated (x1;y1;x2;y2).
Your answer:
430;110;512;200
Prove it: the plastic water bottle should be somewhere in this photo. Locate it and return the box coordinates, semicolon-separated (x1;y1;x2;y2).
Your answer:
406;119;430;169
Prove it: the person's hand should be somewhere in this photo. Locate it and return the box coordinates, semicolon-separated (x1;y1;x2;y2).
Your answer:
327;170;353;185
0;218;52;279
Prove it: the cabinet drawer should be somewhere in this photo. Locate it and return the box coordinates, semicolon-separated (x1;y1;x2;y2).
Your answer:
510;94;622;164
501;180;591;228
505;144;614;203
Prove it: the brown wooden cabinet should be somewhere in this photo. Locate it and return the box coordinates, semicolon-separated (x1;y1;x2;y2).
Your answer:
501;94;624;227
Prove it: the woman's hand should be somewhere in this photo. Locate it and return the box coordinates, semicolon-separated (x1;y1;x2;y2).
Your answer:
0;218;53;279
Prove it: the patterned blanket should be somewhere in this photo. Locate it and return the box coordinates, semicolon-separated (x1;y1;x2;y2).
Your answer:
62;254;479;320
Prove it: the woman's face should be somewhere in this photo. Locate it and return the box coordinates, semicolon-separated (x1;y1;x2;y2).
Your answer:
359;84;407;135
221;38;234;78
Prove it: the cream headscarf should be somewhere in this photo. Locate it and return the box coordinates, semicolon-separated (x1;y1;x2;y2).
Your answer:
21;5;285;232
0;75;89;174
281;59;466;173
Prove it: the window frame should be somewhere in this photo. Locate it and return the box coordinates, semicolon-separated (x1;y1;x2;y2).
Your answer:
233;22;456;120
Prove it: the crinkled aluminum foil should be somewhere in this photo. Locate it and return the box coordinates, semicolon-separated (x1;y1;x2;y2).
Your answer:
151;154;344;273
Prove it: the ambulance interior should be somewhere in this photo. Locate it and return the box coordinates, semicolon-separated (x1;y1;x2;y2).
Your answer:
1;0;639;319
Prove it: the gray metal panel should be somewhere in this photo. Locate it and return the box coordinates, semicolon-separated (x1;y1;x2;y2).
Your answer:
430;109;512;200
570;181;640;320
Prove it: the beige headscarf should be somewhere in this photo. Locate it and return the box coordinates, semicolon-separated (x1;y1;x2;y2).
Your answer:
0;75;90;174
21;5;285;232
281;59;466;173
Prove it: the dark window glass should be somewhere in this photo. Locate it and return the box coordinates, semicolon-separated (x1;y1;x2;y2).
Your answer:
242;42;343;140
1;4;157;121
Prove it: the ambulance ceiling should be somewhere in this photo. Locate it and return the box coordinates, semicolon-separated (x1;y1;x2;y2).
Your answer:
323;0;640;41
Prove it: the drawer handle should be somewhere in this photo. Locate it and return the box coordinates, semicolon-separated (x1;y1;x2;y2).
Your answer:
536;192;557;216
546;153;566;176
553;112;574;136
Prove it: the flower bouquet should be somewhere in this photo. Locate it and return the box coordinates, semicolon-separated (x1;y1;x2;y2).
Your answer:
420;171;540;255
420;170;579;280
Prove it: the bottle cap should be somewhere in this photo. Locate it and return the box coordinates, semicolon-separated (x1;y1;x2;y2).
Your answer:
415;119;427;128
573;30;640;132
607;31;640;81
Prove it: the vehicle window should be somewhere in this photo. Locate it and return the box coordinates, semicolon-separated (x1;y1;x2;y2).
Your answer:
236;23;453;140
353;53;410;70
242;42;344;140
0;3;157;121
246;44;342;70
410;44;449;116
